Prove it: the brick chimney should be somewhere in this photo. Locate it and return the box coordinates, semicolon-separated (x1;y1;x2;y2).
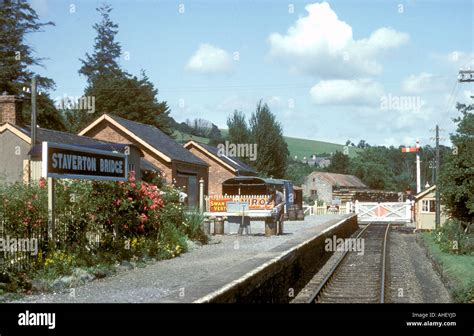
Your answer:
0;93;23;125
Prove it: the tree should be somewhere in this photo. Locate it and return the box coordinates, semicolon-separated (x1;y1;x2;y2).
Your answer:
78;4;172;135
249;101;289;178
79;4;123;82
326;151;349;174
439;103;474;225
23;93;66;131
0;0;65;130
350;147;395;190
227;110;251;144
207;124;224;146
357;139;370;148
285;158;322;185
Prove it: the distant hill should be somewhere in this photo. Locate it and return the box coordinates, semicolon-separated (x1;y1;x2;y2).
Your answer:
219;129;361;158
173;130;211;144
175;128;362;159
285;136;362;159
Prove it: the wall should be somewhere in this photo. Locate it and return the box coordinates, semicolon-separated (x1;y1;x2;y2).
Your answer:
415;190;448;230
186;146;234;196
83;122;171;181
83;120;209;203
172;160;208;204
302;173;333;202
197;214;358;303
0;130;29;183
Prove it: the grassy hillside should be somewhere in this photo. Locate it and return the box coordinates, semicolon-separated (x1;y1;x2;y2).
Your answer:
175;129;361;158
173;130;211;144
285;136;362;159
220;129;361;158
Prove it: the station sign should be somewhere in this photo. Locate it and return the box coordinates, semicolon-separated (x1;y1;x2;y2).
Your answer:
41;142;128;181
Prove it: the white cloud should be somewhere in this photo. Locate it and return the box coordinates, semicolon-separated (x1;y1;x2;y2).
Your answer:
268;2;409;78
310;79;384;105
402;72;451;94
186;44;233;74
446;51;474;67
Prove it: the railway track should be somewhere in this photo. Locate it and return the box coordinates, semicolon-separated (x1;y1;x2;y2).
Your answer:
306;223;391;303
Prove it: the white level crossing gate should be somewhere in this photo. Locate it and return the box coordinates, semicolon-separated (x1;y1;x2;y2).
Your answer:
354;201;413;223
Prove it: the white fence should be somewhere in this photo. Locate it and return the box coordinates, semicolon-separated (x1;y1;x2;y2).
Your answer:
303;202;351;216
303;200;413;223
354;200;413;223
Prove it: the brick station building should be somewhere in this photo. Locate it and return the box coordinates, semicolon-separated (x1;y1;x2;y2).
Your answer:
183;140;257;196
79;114;209;206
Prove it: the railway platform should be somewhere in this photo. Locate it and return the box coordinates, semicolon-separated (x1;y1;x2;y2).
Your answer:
12;214;357;303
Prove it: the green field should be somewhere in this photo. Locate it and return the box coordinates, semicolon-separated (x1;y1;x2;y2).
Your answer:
176;129;362;158
173;130;211;144
219;129;361;158
285;136;362;159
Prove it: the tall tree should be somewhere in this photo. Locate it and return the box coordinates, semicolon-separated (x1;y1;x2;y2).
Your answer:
326;151;349;174
78;4;172;135
249;101;289;178
439;103;474;225
227;110;251;144
79;4;123;82
0;0;65;130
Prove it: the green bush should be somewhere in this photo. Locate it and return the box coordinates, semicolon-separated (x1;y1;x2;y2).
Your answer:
0;172;203;293
183;210;208;244
433;219;473;255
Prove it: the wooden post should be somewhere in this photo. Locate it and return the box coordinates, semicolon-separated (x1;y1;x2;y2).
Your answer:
22;159;30;184
47;177;55;242
199;177;204;212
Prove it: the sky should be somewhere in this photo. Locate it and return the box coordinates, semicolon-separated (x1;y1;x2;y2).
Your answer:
27;0;474;147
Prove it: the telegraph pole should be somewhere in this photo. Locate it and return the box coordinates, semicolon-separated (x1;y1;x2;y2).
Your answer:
435;125;440;228
31;76;37;151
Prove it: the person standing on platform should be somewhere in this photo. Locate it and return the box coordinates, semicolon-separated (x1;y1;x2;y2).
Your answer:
267;186;285;234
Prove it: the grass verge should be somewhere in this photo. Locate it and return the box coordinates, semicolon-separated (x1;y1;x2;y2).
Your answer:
418;232;474;303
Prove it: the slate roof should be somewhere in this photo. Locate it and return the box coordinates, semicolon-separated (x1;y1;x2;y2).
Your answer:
107;115;207;167
15;125;137;156
309;172;368;188
195;142;257;174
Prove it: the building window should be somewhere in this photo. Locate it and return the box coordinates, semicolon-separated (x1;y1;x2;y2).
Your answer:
313;178;315;182
421;200;436;213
